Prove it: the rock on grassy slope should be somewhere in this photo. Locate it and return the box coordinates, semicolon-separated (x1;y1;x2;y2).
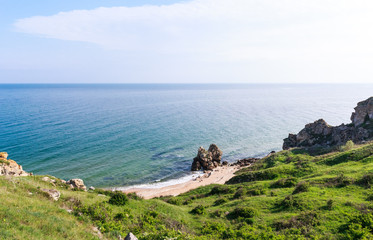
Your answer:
1;140;373;239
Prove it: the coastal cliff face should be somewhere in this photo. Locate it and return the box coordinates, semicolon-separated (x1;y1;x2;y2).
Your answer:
0;152;32;176
283;97;373;150
351;97;373;127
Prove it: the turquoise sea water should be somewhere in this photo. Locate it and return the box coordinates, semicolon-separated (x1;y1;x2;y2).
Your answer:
0;84;371;187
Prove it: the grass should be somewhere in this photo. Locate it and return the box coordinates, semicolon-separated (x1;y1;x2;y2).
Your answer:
1;141;373;239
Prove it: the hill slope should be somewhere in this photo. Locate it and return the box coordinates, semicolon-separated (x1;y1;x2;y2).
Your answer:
1;141;373;239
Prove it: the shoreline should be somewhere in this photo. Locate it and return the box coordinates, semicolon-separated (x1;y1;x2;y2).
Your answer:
120;165;244;199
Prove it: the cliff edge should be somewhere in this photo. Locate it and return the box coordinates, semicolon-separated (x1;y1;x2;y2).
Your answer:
283;97;373;149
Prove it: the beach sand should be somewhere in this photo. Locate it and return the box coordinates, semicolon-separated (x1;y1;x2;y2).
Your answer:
123;165;244;199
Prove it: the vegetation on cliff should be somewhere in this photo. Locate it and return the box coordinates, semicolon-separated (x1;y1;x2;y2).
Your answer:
1;140;373;239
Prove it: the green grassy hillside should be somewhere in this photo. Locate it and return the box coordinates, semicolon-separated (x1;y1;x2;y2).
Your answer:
1;141;373;239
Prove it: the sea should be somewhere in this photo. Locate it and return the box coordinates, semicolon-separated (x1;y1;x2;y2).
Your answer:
0;84;371;188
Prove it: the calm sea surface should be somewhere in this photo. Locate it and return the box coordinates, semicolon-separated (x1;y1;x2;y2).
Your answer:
0;84;371;187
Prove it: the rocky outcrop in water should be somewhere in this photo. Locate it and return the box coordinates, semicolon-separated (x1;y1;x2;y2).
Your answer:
0;152;32;176
283;97;373;150
191;144;223;171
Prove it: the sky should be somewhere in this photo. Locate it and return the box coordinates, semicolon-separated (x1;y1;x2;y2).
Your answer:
1;0;373;83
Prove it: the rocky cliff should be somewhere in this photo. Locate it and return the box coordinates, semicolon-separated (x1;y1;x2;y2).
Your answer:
283;97;373;150
0;152;32;176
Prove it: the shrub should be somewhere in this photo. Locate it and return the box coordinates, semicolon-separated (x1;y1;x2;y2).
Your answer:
326;199;335;210
274;211;319;230
211;210;225;218
293;157;315;176
227;169;279;184
358;173;373;188
183;198;193;205
320;144;373;166
341;213;373;239
108;192;129;206
367;195;373;201
77;202;113;223
279;195;305;210
114;212;126;221
228;207;256;219
190;205;206;215
248;188;266;196
271;177;298;188
233;188;246;199
293;182;310;194
166;197;182;205
214;198;228;206
339;140;355;152
325;174;353;187
209;185;234;195
127;192;143;200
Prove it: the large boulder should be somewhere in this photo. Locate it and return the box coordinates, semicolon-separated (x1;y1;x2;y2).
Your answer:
66;179;87;191
41;189;61;201
0;152;32;176
124;232;138;240
283;97;373;150
191;144;223;171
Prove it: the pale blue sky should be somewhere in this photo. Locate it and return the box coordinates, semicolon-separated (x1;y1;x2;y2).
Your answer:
1;0;373;83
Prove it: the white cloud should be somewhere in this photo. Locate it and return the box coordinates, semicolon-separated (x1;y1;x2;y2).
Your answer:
12;0;373;83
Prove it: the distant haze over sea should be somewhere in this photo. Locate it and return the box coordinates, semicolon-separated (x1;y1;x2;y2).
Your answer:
0;84;371;187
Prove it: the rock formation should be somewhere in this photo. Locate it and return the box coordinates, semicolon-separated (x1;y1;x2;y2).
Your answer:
351;97;373;127
67;179;87;191
124;232;138;240
41;189;61;201
231;157;259;167
0;152;32;176
191;144;222;171
283;97;373;150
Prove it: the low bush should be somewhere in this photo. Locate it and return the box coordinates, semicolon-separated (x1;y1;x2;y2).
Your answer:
77;202;113;223
274;211;319;230
228;207;256;219
278;195;305;210
166;197;182;205
325;174;353;188
339;140;355;152
209;185;235;195
248;188;266;196
326;199;335;210
126;192;143;200
108;192;129;206
214;198;228;206
227;168;280;184
271;177;298;188
358;173;373;188
183;198;193;205
293;181;310;194
190;205;206;215
233;188;245;199
340;212;373;239
320;144;373;166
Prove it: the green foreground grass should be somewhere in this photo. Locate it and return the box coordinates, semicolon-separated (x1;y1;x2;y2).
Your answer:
1;141;373;239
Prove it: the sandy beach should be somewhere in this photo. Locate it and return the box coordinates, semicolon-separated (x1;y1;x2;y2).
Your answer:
123;165;243;199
